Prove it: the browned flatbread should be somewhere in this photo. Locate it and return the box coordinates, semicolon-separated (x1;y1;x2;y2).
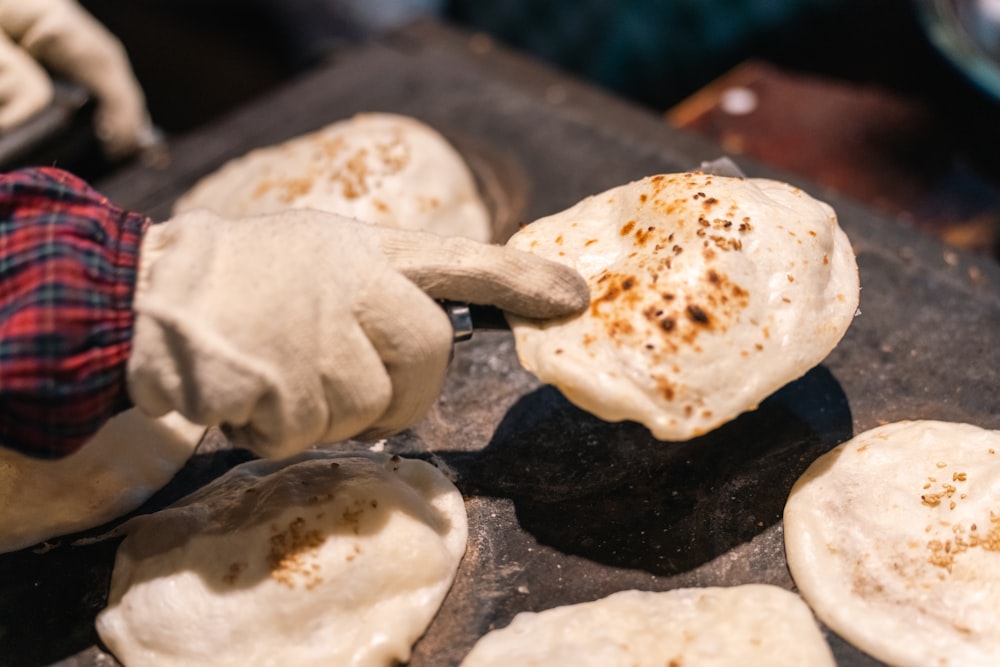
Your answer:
506;173;859;439
174;112;491;242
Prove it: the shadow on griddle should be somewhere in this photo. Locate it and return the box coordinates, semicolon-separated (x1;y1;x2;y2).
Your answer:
0;447;254;667
457;365;852;576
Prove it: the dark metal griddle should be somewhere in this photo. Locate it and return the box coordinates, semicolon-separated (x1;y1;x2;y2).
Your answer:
2;19;999;667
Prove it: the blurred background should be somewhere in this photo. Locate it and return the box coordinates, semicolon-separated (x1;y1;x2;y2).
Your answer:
7;0;1000;255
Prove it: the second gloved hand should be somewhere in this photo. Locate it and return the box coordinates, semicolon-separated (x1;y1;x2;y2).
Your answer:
0;0;158;158
127;209;589;459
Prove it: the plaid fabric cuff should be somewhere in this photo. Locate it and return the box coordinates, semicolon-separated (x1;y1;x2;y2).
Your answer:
0;167;150;458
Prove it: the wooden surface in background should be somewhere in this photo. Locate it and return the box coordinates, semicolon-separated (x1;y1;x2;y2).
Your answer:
668;60;1000;258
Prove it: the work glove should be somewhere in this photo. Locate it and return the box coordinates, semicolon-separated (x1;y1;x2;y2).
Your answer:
127;209;590;459
0;0;158;158
0;29;52;129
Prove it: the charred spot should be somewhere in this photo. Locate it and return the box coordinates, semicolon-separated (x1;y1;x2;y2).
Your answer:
707;269;720;284
661;316;677;332
555;234;564;245
662;292;676;301
655;375;676;401
686;304;710;325
698;216;710;227
592;286;620;311
711;236;741;252
642;305;665;322
590;273;642;316
620;220;636;236
605;318;635;337
639;193;649;203
672;245;683;255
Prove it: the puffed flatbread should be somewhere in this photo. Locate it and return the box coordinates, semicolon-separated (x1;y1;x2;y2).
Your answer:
459;585;835;667
96;450;467;667
173;112;492;242
505;173;858;440
784;420;1000;667
0;410;205;553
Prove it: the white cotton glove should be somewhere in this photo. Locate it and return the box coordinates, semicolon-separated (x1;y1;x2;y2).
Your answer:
0;29;52;129
127;209;590;459
0;0;158;158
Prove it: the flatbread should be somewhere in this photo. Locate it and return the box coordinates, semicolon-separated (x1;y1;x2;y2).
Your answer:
0;410;205;553
505;173;858;440
784;420;1000;667
459;585;835;667
173;112;492;242
96;450;467;667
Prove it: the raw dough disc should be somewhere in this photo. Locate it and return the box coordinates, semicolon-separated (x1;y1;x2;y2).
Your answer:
173;112;492;242
459;585;835;667
0;409;205;553
96;450;468;667
784;420;1000;667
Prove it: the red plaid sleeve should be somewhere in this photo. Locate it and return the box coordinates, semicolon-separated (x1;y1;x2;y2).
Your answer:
0;167;149;458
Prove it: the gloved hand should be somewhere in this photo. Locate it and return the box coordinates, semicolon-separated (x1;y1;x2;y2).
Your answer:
0;0;158;158
127;209;590;459
0;29;52;129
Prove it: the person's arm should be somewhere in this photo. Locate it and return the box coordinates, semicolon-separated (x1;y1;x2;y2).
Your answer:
0;167;146;458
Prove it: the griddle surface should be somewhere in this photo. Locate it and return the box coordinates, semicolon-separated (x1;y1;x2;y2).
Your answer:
3;19;998;667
